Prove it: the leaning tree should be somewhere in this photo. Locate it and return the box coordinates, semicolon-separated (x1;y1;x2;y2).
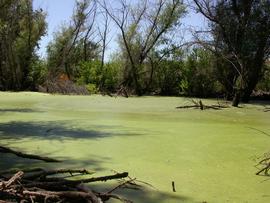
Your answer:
193;0;270;106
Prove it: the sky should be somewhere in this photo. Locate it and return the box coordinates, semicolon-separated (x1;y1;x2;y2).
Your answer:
33;0;207;59
33;0;76;58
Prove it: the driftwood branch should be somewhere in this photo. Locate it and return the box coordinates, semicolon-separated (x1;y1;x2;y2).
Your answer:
25;172;129;189
0;171;24;189
0;146;60;163
176;100;229;110
106;178;138;194
256;163;270;175
22;168;94;181
256;155;270;176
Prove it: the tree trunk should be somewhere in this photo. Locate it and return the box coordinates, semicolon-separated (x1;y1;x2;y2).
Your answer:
232;91;241;107
241;63;263;103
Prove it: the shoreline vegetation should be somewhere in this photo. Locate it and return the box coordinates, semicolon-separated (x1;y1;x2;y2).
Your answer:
0;0;269;107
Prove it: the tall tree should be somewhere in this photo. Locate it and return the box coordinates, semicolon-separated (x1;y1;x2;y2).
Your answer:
193;0;270;106
0;0;46;90
47;0;99;80
101;0;185;95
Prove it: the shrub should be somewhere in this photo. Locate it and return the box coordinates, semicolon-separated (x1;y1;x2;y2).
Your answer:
256;64;270;92
180;48;220;97
85;83;98;94
28;58;48;90
76;60;120;93
154;60;183;95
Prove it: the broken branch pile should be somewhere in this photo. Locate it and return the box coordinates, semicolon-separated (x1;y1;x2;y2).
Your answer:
0;168;136;203
39;78;89;95
176;99;229;110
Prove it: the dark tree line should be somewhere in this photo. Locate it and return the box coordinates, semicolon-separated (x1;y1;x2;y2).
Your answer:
0;0;270;107
0;0;46;90
193;0;270;106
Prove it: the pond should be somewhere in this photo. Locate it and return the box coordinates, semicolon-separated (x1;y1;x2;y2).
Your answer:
0;92;270;202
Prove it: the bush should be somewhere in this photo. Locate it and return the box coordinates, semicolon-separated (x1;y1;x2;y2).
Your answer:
180;48;220;97
85;83;98;94
28;58;48;90
102;62;121;92
256;64;270;91
41;79;89;95
77;60;102;85
154;60;183;95
76;60;120;93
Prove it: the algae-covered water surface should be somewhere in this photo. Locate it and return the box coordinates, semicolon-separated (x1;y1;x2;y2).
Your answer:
0;92;270;202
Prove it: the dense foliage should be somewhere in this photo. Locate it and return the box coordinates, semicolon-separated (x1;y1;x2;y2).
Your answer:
0;0;46;90
0;0;269;105
194;0;270;106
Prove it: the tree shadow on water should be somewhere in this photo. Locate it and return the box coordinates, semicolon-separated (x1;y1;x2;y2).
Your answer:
0;121;143;141
0;152;108;173
119;188;192;203
0;121;143;171
90;183;193;203
0;114;181;202
0;153;55;171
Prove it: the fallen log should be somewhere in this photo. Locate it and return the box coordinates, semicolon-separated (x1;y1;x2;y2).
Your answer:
0;146;60;163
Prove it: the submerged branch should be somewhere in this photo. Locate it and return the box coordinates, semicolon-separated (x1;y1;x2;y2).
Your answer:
256;154;270;176
0;146;61;163
176;100;229;110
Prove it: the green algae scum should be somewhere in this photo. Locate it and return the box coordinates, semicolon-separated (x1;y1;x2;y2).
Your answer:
0;92;270;202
